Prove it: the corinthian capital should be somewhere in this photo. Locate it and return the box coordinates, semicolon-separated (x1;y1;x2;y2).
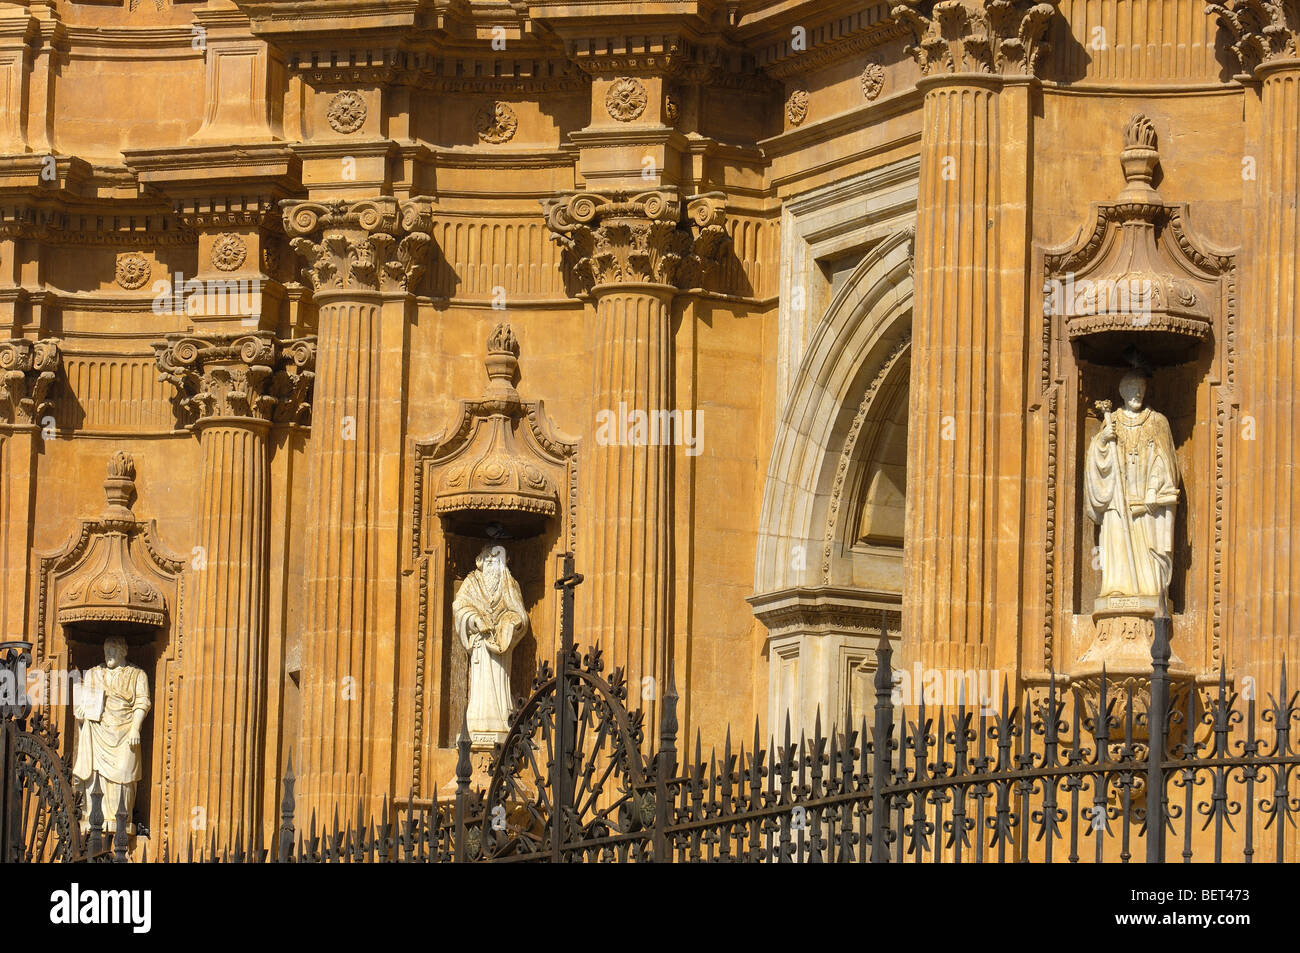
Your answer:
1207;0;1300;74
281;197;435;294
542;189;730;293
890;0;1059;76
0;338;61;427
153;333;316;427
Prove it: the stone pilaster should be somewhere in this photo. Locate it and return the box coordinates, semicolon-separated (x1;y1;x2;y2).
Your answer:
544;189;726;725
892;0;1055;675
0;337;59;649
154;332;314;848
1209;1;1300;704
282;196;432;821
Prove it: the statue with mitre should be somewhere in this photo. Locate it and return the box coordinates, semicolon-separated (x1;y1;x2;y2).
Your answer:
1084;370;1180;613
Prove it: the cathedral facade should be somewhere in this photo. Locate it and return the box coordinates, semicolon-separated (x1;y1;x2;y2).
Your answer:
0;0;1293;855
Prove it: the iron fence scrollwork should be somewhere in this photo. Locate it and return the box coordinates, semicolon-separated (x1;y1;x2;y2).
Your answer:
8;559;1300;863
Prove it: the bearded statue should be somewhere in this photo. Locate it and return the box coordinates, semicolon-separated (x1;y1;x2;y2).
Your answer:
452;545;529;743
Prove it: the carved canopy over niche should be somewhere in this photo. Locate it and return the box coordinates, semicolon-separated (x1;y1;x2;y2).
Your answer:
36;452;185;661
412;325;578;553
1043;114;1235;367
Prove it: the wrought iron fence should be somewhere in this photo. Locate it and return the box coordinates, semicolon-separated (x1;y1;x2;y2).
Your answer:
7;558;1300;863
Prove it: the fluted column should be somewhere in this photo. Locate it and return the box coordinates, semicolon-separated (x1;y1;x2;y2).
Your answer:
282;197;433;822
0;338;60;647
155;333;314;849
892;0;1056;674
1210;2;1300;703
544;190;726;727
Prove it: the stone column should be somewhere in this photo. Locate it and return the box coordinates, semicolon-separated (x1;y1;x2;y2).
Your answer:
1210;3;1300;702
154;333;313;848
544;190;726;723
282;197;432;822
0;338;59;648
891;0;1055;674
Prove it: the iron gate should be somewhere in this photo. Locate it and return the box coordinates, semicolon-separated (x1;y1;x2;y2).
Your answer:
0;641;88;862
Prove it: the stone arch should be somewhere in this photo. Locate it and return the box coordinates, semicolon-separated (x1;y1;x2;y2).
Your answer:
750;227;912;737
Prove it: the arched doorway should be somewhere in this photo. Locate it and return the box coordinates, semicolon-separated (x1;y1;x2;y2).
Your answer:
751;228;912;738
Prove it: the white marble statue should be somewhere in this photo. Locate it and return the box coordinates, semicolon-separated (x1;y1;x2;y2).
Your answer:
1084;371;1180;609
72;637;151;833
453;544;528;742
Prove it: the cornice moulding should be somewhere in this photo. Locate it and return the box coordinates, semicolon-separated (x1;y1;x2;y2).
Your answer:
757;84;922;157
124;145;303;194
63;26;205;60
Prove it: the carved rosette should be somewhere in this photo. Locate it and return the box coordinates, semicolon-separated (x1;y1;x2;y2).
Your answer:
115;253;151;290
211;233;248;272
890;0;1060;75
861;61;886;100
152;333;316;426
605;77;648;121
542;190;730;293
326;91;368;134
786;88;809;125
1208;0;1300;74
281;197;435;294
474;102;518;143
0;338;61;426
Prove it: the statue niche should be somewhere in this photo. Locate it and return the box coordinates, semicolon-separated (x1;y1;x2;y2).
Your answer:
1042;112;1233;717
412;323;578;780
453;543;529;746
36;450;184;842
72;636;151;834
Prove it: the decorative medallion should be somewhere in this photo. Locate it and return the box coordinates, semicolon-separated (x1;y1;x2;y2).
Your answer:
605;77;647;122
861;61;885;101
115;253;150;290
664;95;680;126
786;88;809;126
211;233;248;272
474;101;518;144
326;91;367;134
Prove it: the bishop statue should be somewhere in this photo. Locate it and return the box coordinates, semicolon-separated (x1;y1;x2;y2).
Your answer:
1084;371;1180;611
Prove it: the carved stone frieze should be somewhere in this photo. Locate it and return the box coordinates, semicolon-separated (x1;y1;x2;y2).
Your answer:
0;338;61;426
281;197;436;294
890;0;1059;76
1207;0;1300;74
153;333;316;426
542;190;730;292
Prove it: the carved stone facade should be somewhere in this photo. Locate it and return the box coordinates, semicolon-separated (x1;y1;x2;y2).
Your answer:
0;0;1293;862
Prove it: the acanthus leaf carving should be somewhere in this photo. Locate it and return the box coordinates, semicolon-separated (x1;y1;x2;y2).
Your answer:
153;333;316;426
890;0;1060;76
542;189;730;293
281;197;436;294
0;338;61;427
1207;0;1300;74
